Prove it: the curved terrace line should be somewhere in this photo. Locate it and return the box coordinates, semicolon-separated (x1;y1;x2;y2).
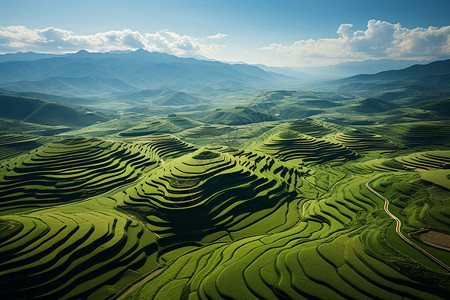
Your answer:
365;174;450;272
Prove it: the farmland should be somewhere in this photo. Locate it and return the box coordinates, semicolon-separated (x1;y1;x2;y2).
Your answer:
0;56;449;299
0;108;449;299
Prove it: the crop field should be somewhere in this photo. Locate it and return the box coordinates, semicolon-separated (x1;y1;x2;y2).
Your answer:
0;202;161;299
255;130;360;164
0;134;55;161
335;129;398;153
0;116;449;299
0;137;158;214
286;118;335;137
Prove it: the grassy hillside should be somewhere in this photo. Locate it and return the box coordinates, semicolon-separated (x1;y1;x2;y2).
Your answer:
188;107;277;125
0;94;110;127
0;118;449;300
353;98;398;113
0;72;449;300
0;137;158;214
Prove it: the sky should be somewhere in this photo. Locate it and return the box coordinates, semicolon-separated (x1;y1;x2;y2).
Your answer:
0;0;449;67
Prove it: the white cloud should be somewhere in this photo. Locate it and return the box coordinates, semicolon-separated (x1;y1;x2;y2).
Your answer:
0;26;226;58
206;33;228;39
260;20;450;66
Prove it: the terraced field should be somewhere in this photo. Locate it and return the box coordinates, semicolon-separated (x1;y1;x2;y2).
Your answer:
119;119;180;136
287;119;335;137
135;134;197;158
0;137;158;214
368;121;450;147
180;125;236;138
0;134;54;161
0;204;160;299
335;129;397;153
127;175;448;299
393;151;450;170
115;149;300;245
401;123;450;146
164;116;201;131
0;118;449;300
256;130;359;165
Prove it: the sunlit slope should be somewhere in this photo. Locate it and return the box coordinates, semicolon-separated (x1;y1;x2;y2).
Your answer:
0;94;109;127
363;121;450;147
115;149;306;245
138;133;197;158
0;137;158;214
128;173;448;299
255;130;359;164
335;129;398;153
0;205;160;299
0;134;54;161
400;123;450;146
341;150;450;176
286;118;335;137
118;119;182;137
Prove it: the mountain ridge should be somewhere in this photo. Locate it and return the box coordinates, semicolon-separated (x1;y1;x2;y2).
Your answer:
0;49;294;97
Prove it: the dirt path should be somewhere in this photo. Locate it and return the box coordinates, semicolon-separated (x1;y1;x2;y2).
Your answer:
365;175;450;272
116;268;165;300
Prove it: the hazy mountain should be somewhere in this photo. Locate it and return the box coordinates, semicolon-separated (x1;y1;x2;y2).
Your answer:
254;64;307;79
109;88;209;107
322;59;450;104
12;91;98;105
297;59;429;78
0;76;135;97
0;52;62;63
335;59;450;85
0;49;292;98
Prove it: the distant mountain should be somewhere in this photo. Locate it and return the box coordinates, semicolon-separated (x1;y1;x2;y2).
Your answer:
0;76;135;97
0;51;61;63
323;59;450;104
297;59;429;78
154;92;207;106
110;88;209;107
336;59;450;85
254;65;307;79
0;93;110;127
12;92;98;105
0;49;292;98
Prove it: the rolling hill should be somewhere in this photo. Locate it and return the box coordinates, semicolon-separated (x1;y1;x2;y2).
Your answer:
353;98;398;113
188;107;277;125
324;59;450;104
0;94;110;127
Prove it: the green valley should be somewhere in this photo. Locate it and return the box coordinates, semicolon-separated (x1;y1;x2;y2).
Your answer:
0;52;449;300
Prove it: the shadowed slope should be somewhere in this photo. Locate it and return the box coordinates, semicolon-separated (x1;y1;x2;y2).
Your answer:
116;149;299;245
0;207;160;299
256;131;359;164
336;129;397;153
0;137;158;214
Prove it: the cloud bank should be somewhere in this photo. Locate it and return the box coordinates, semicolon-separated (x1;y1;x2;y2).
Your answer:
0;26;227;57
261;20;450;65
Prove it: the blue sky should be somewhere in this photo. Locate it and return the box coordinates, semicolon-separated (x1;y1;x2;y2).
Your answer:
0;0;449;66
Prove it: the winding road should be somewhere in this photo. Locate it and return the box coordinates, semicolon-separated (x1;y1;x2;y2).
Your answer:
365;174;450;272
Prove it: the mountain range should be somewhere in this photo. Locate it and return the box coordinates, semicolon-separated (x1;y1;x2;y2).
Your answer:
0;49;292;98
323;59;450;104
